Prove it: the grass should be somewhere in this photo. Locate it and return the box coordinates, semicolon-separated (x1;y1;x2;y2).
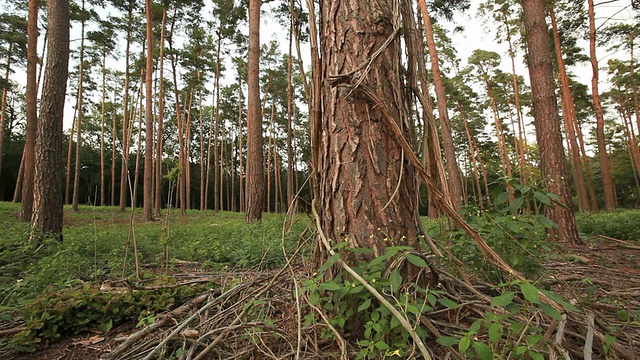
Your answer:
0;201;312;307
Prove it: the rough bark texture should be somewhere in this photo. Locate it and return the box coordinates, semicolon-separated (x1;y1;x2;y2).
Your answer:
155;6;166;217
143;0;154;220
20;0;38;221
588;0;616;210
522;0;581;243
317;0;420;260
245;0;263;223
30;0;69;243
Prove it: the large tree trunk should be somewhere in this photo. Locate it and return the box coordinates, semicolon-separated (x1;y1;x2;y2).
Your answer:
522;0;581;243
245;0;263;223
417;0;463;211
588;0;616;210
316;0;421;262
143;0;154;220
30;0;69;244
20;0;39;221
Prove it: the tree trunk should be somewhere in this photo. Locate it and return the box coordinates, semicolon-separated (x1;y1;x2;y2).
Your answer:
212;35;221;212
548;4;590;212
111;86;117;206
143;0;154;220
0;44;12;180
417;0;463;211
119;3;134;212
20;0;39;221
30;0;69;244
588;0;616;210
155;5;166;216
64;106;76;204
522;0;581;243
245;0;264;223
99;52;106;206
238;85;244;213
286;0;295;212
317;0;421;262
72;1;86;212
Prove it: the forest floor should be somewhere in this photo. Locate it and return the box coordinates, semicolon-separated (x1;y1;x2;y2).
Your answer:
5;236;640;359
1;203;640;359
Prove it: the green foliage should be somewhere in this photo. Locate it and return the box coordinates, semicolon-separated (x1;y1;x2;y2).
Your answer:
429;179;559;281
304;246;447;359
576;209;640;241
12;282;208;349
437;280;580;359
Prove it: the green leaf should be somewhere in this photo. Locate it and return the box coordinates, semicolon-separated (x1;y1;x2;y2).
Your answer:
538;303;563;321
537;214;557;229
390;315;400;329
469;319;482;333
318;253;340;273
490;291;515;307
389;269;402;293
488;322;503;344
507;221;521;233
438;297;459;309
459;336;471;353
309;291;320;305
496;192;510;205
375;341;390;350
358;299;372;313
405;253;428;268
473;341;494;360
540;289;580;313
520;283;540;304
534;191;551;206
508;197;525;211
436;336;459;347
528;350;545;360
319;281;342;292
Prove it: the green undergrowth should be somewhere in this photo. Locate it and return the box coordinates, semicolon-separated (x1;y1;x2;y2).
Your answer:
576;208;640;240
0;202;310;307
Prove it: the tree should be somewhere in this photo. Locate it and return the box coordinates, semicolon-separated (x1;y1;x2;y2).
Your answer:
521;0;580;243
0;13;27;180
20;0;38;221
29;0;70;243
417;0;463;211
588;0;616;210
245;0;263;223
143;0;153;220
316;0;422;261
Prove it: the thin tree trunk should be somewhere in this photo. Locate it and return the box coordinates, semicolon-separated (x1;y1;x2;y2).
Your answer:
143;0;154;220
133;78;143;209
549;4;590;212
20;0;39;220
286;0;295;212
417;0;463;210
238;85;244;213
99;52;106;206
155;5;166;216
119;2;134;212
0;44;12;180
459;102;485;208
588;0;616;210
199;88;206;211
111;86;117;206
64;105;76;205
185;88;194;210
213;34;222;211
72;1;86;211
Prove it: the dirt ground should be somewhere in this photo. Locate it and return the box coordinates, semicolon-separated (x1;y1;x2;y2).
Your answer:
2;236;639;359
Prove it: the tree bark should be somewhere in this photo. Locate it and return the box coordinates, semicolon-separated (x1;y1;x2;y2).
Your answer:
119;1;134;212
317;0;421;262
143;0;154;220
245;0;264;223
20;0;39;221
522;0;581;243
30;0;69;244
0;44;12;181
588;0;616;210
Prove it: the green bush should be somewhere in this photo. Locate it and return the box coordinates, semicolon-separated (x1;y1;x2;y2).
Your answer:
576;209;640;240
